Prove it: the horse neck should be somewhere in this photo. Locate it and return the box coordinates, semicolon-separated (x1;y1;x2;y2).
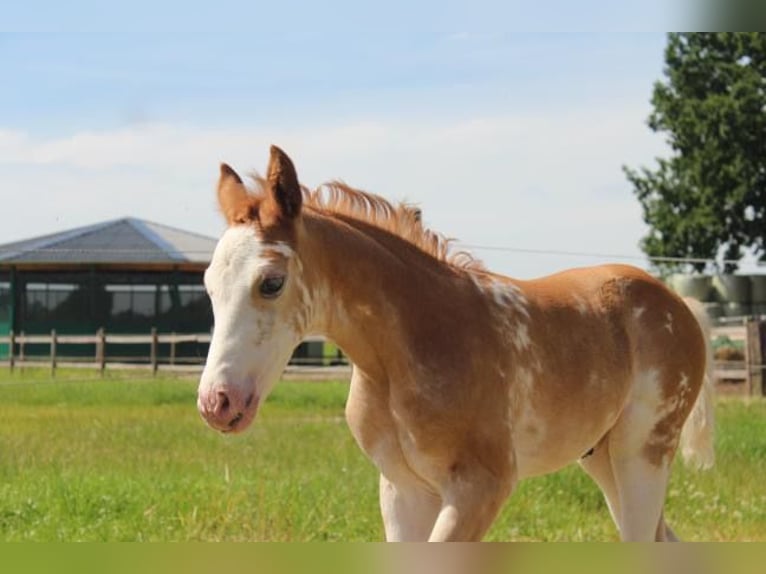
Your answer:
298;211;473;381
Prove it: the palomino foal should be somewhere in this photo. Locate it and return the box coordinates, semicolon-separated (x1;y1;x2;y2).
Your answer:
198;146;715;542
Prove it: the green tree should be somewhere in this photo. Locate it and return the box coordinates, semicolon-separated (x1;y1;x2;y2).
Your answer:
625;33;766;273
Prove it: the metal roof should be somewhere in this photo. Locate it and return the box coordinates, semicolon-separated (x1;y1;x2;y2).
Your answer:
0;218;217;265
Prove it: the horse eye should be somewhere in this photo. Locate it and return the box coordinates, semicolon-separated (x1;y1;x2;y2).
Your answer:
259;275;286;298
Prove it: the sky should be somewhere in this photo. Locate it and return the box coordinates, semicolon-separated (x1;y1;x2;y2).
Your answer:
1;5;722;279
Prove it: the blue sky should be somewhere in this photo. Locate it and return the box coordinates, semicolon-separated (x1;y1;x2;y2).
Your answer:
2;31;663;131
2;7;718;278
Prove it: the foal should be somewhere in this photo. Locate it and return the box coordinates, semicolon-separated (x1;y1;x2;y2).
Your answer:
197;146;714;541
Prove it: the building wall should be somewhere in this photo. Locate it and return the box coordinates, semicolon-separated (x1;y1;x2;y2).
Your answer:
0;274;11;355
2;267;339;365
4;268;211;359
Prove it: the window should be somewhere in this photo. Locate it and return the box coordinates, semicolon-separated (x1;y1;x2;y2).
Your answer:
179;285;206;308
24;283;77;321
132;286;156;317
0;282;10;323
159;285;173;314
48;283;77;314
157;284;206;313
106;285;157;318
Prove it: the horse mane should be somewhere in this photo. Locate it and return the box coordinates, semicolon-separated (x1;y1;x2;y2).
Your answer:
248;174;486;272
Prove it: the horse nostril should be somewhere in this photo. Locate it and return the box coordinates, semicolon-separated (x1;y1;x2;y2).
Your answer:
215;390;230;415
228;412;244;429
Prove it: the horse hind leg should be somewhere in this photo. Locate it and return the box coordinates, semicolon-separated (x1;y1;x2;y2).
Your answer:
580;436;680;541
607;388;689;542
610;452;673;541
656;510;679;542
579;438;622;537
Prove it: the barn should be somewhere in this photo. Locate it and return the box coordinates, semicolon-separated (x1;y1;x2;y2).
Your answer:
0;217;215;361
0;217;336;366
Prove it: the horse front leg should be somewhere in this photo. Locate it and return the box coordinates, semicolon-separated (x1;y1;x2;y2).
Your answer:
379;474;441;541
428;464;516;542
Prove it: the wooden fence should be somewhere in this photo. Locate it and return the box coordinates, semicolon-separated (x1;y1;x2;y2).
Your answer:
0;329;339;376
711;318;765;396
1;321;763;394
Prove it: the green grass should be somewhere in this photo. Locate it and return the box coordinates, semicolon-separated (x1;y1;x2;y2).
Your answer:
0;369;764;541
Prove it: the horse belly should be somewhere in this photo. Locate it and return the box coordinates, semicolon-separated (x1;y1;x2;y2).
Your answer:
511;382;627;478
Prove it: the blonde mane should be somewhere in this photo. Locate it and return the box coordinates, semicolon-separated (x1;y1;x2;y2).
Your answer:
249;174;485;272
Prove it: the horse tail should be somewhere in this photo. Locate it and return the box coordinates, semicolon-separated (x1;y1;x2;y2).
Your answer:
679;297;716;470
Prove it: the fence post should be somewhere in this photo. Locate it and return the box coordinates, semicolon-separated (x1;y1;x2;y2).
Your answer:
761;320;766;397
9;330;15;373
50;329;57;378
746;319;765;397
19;330;25;365
150;328;158;376
169;332;176;367
96;328;106;376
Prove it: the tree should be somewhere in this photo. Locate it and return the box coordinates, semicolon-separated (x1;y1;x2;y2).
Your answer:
625;33;766;273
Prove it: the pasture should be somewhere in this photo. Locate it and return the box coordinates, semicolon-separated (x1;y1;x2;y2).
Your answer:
0;369;764;541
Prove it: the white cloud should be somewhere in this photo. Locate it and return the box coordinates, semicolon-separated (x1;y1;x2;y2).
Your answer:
0;104;667;278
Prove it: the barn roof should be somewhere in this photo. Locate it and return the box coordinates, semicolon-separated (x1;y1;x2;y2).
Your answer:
0;218;217;266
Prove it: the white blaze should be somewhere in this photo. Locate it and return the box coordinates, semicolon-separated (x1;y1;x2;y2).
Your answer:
199;226;303;404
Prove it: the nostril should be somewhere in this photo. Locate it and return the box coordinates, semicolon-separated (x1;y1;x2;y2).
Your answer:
215;390;230;415
228;412;244;429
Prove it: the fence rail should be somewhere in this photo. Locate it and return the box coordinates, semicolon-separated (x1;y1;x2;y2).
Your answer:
711;319;765;396
4;333;214;346
1;320;763;395
0;329;340;376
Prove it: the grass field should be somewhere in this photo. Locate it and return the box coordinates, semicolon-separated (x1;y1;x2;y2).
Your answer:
0;368;764;541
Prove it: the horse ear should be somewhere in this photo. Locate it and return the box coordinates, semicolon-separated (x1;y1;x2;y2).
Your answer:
263;145;302;222
217;163;253;225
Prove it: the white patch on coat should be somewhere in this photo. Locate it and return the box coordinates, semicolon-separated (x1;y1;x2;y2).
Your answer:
300;283;332;335
291;272;315;333
616;368;692;466
479;279;533;355
612;369;665;453
573;295;589;315
491;283;508;307
511;322;531;351
678;372;690;392
515;366;535;395
200;226;301;405
659;372;694;416
664;312;674;334
482;278;530;319
633;307;645;320
263;241;295;259
506;284;530;320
